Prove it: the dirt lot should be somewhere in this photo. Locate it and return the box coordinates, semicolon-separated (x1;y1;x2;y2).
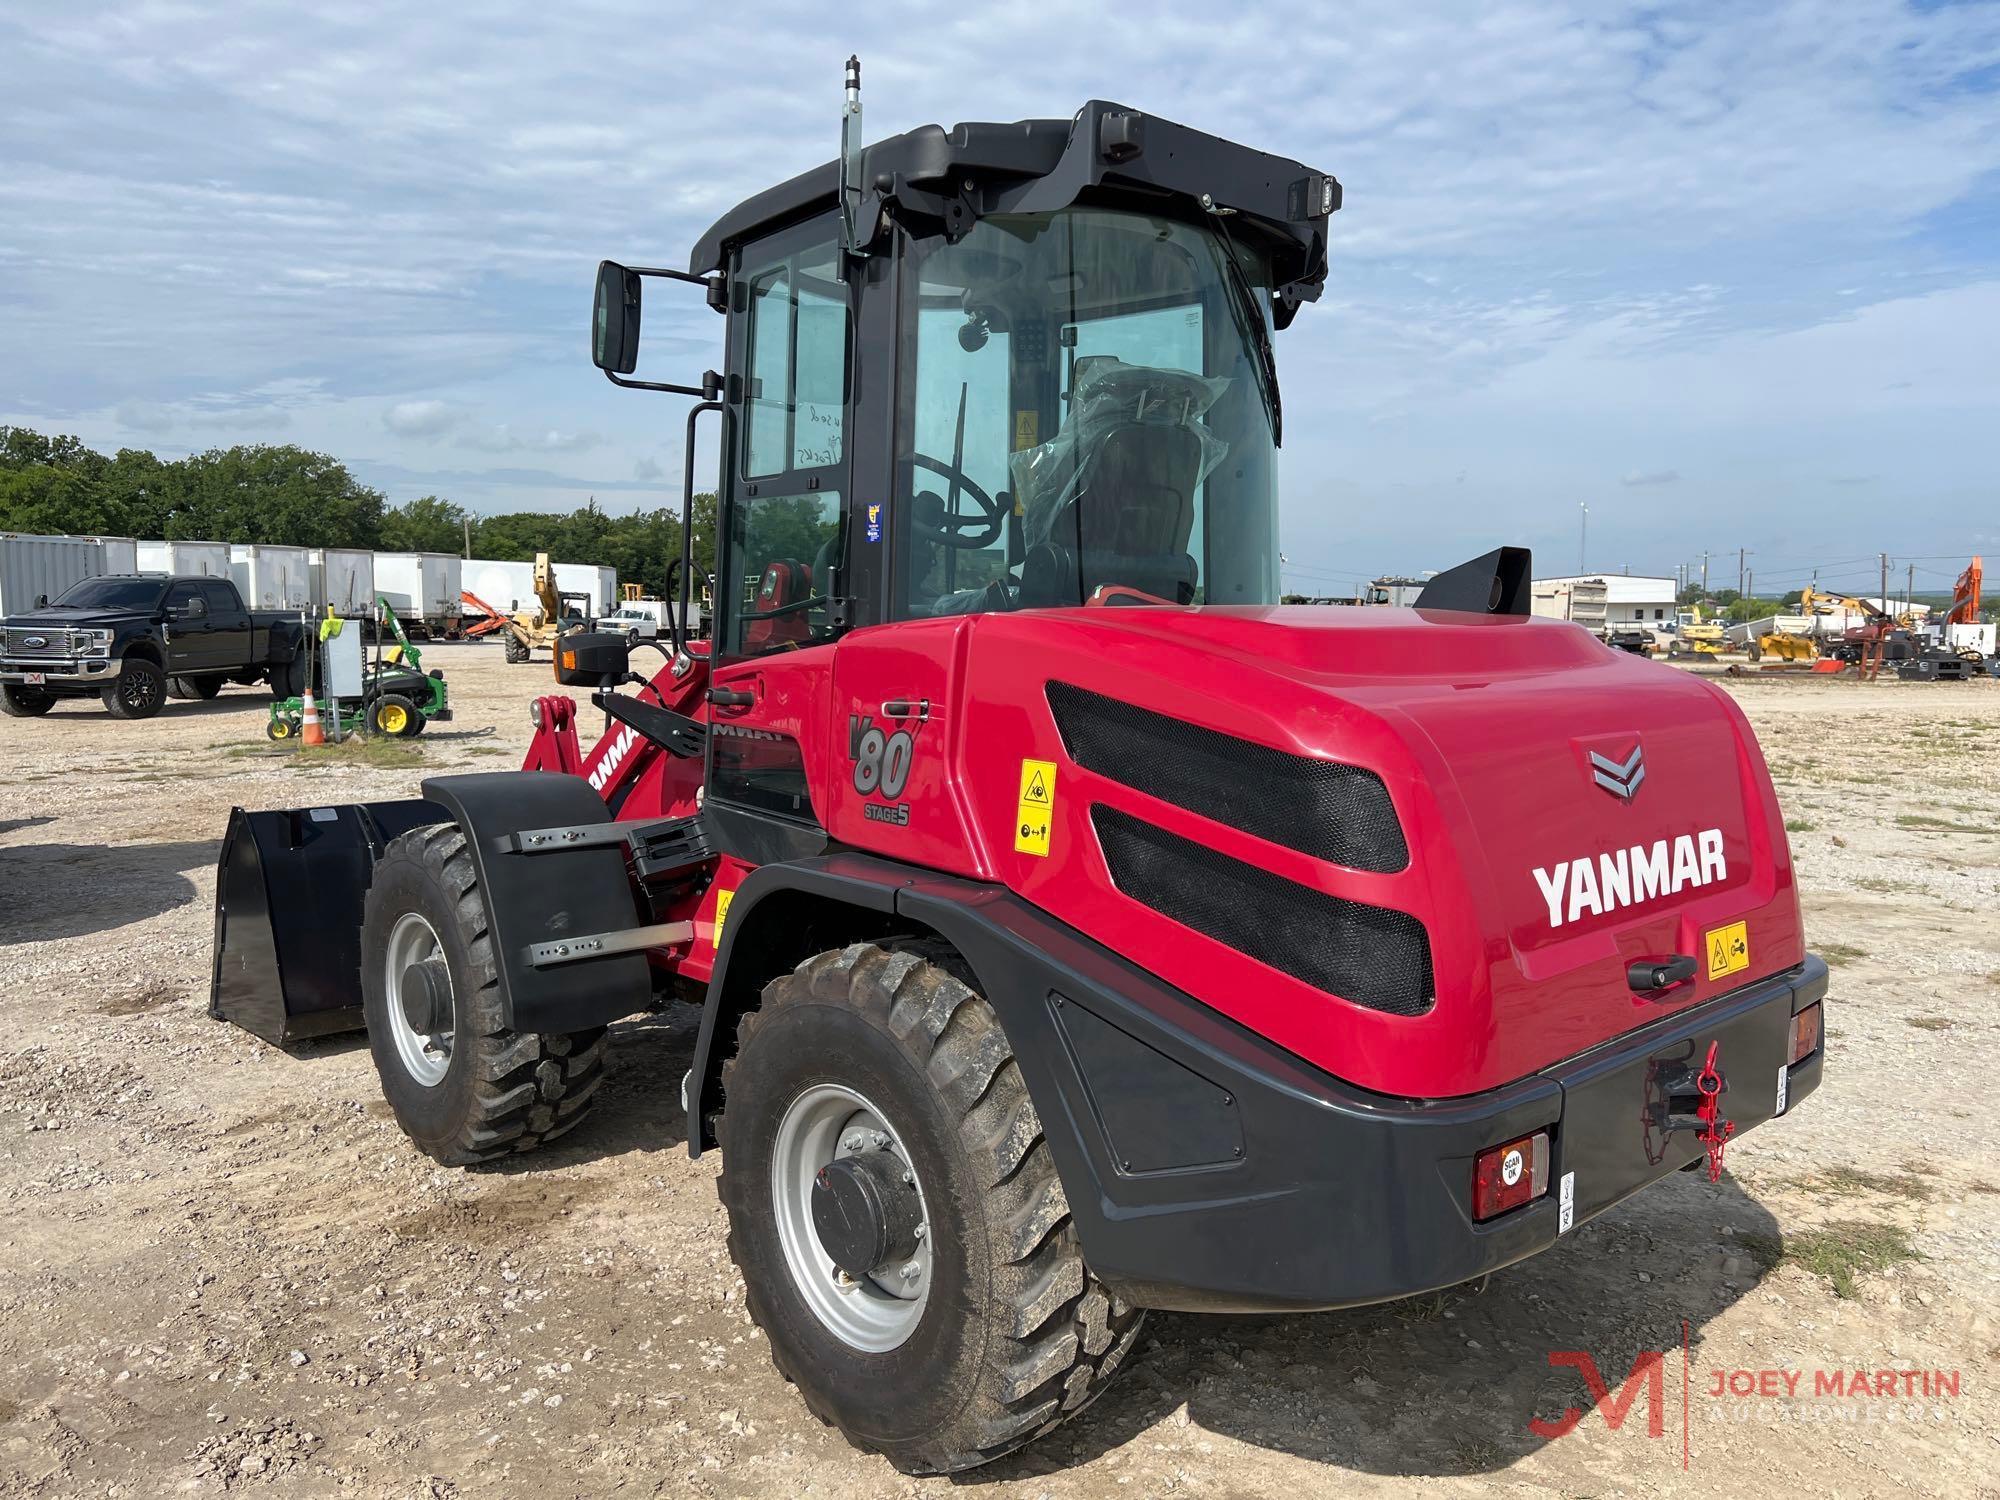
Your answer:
1;645;1995;1498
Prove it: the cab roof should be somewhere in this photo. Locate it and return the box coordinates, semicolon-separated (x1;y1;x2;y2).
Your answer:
688;100;1337;316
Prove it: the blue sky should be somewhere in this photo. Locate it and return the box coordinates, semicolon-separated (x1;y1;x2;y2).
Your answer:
2;1;1997;600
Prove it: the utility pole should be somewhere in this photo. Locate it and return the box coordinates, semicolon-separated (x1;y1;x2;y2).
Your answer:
1880;553;1889;615
1702;551;1710;596
1906;562;1914;619
462;516;473;560
1737;546;1749;602
1579;501;1588;574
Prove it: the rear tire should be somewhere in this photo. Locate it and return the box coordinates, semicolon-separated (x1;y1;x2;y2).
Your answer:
170;675;224;700
369;692;421;738
360;825;608;1164
717;943;1144;1474
1;684;55;717
102;658;166;719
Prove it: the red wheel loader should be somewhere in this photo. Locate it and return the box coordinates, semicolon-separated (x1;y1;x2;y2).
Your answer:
210;62;1827;1475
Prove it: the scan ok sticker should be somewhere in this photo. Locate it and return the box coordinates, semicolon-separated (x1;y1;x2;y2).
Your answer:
1014;759;1055;857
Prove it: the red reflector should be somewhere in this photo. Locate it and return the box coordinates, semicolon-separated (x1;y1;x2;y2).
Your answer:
1472;1131;1550;1222
1789;1003;1821;1065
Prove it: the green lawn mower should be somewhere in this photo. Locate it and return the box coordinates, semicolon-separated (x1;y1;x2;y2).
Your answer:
266;600;451;742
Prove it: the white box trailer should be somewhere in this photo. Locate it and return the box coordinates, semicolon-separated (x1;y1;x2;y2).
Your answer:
463;558;539;619
1531;577;1609;630
136;539;230;577
310;548;376;617
552;562;618;618
0;532;113;615
90;536;139;573
228;544;312;611
373;551;462;634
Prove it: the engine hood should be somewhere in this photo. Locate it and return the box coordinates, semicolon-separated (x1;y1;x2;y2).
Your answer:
960;604;1803;1097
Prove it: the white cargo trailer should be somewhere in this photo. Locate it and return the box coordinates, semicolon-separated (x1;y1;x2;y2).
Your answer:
552;562;618;618
310;548;377;617
0;533;113;616
228;544;312;611
463;558;539;619
136;539;230;577
91;536;139;574
373;551;461;635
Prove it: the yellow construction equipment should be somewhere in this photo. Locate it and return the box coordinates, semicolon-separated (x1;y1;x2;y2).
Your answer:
1747;627;1816;663
496;554;593;664
1667;603;1728;660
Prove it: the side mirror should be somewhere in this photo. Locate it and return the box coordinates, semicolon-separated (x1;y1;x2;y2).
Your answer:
35;593;48;608
592;261;642;374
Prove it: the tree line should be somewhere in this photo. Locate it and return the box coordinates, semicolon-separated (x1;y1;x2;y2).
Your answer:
0;426;715;599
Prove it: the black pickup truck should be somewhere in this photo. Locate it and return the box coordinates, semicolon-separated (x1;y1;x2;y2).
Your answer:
0;574;311;720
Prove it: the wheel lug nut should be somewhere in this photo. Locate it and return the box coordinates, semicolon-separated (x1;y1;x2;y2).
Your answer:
914;1223;927;1240
841;1132;866;1152
899;1261;921;1281
869;1131;889;1149
901;1169;915;1186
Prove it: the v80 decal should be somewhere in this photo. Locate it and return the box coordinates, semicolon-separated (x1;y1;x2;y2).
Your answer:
850;713;916;826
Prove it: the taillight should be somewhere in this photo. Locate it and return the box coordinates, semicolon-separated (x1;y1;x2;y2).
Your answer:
1789;1004;1821;1065
1472;1131;1550;1222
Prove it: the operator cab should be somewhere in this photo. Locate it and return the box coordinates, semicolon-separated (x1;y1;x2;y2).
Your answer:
594;92;1335;665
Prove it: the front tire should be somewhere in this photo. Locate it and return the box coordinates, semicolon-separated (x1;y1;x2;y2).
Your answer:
102;658;167;719
503;632;529;663
718;943;1144;1474
1;684;56;717
360;825;608;1164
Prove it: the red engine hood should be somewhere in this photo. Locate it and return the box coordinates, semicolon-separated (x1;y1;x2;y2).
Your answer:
966;605;1804;1098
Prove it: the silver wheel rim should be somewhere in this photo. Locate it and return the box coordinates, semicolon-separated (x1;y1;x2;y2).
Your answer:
771;1083;933;1352
383;911;454;1087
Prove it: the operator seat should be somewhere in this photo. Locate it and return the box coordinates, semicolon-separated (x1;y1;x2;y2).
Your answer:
1020;419;1203;606
743;559;813;651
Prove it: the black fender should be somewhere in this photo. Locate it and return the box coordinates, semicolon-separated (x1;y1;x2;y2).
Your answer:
418;773;653;1035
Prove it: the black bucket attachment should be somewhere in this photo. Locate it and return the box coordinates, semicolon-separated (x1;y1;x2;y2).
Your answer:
209;800;447;1046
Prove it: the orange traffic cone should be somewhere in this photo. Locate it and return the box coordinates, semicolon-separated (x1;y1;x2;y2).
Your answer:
300;686;325;746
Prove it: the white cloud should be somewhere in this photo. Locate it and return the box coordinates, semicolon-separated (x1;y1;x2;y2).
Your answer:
1621;469;1681;488
384;399;460;438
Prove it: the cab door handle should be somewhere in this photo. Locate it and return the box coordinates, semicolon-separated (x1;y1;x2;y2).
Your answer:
707;686;754;708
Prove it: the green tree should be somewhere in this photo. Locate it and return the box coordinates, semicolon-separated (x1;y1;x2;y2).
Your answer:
176;445;386;547
381;494;470;553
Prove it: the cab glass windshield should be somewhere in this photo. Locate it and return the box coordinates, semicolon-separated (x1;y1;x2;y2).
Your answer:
48;577;168;610
895;206;1280;617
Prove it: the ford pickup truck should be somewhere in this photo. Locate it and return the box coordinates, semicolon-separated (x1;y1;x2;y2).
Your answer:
0;573;310;720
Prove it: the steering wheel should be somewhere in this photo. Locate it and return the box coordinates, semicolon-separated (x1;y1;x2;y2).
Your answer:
910;454;1006;549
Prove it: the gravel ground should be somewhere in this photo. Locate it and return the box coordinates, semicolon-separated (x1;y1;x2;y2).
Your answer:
1;644;1996;1498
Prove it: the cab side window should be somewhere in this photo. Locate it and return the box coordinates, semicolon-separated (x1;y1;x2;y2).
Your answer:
725;235;849;658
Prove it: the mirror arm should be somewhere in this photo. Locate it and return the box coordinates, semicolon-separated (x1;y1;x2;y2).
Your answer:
603;368;722;399
624;265;728;313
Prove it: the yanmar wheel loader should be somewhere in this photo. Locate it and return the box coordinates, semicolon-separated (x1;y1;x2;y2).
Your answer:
210;63;1827;1475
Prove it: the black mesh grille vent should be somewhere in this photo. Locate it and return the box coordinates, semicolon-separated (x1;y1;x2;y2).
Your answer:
1092;804;1436;1017
1046;681;1408;873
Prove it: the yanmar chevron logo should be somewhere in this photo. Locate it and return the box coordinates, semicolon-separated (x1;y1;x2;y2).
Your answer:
1589;743;1646;800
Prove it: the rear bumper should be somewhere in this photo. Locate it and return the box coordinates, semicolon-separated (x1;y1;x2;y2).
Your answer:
1073;958;1823;1313
892;872;1826;1313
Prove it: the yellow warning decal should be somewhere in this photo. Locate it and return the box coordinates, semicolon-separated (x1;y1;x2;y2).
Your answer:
1705;920;1749;981
1015;759;1056;857
1013;410;1040;451
713;887;736;946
